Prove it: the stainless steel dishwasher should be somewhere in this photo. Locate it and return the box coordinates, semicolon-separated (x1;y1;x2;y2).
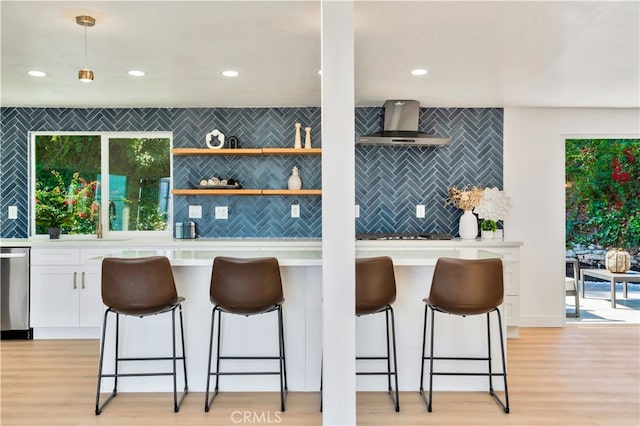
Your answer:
1;247;32;339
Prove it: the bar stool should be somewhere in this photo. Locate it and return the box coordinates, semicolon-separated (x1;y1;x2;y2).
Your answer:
321;256;400;412
205;256;287;412
95;256;188;415
419;257;509;413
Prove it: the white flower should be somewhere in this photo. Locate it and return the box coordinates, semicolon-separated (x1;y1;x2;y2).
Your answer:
473;187;511;221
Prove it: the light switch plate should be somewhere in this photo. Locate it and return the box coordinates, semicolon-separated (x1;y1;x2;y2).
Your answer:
291;204;300;218
354;204;360;218
416;204;426;218
8;205;18;219
188;205;202;219
215;206;228;219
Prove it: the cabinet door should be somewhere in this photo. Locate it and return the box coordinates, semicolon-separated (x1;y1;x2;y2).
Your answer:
78;268;105;327
30;266;80;327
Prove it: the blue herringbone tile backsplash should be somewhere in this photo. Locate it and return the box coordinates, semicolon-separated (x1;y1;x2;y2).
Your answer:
0;106;502;238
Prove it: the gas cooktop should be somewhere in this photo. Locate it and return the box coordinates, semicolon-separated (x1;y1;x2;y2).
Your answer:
357;233;453;241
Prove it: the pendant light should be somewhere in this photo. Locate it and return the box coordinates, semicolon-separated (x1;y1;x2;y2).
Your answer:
76;15;95;83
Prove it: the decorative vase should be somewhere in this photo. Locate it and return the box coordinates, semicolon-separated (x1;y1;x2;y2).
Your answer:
605;249;631;273
288;166;302;190
458;210;478;239
304;126;312;149
48;227;61;239
294;122;302;149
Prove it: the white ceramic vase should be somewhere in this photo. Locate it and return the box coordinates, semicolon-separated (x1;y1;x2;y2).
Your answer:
304;127;312;148
458;210;478;239
288;166;302;190
294;123;302;149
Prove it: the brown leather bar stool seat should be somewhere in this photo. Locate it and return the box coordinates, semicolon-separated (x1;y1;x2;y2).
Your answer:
356;256;400;411
419;257;509;413
205;256;287;412
320;256;400;412
95;256;188;415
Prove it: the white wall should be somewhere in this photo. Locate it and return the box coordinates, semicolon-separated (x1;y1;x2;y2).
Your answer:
504;108;640;327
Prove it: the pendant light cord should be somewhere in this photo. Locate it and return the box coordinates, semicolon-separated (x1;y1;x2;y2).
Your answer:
84;25;88;67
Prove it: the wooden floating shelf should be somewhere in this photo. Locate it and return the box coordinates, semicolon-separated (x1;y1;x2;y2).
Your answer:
172;148;262;156
172;148;321;156
262;189;322;195
171;189;262;196
172;189;321;196
261;148;322;155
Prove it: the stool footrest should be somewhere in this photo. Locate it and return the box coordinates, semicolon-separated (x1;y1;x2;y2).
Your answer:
117;356;185;362
431;371;507;376
209;371;281;376
101;372;178;378
218;356;281;360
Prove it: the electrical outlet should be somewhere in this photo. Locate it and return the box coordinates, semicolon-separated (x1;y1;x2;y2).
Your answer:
354;204;360;218
214;206;228;219
7;206;18;219
188;205;202;219
291;204;300;218
416;204;426;218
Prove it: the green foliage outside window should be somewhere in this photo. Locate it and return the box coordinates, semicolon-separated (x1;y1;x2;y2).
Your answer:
566;139;640;250
34;134;170;235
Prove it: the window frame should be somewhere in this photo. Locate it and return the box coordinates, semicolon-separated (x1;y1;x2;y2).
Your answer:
29;130;174;239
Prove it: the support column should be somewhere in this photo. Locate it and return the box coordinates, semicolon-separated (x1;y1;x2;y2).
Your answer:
321;1;355;425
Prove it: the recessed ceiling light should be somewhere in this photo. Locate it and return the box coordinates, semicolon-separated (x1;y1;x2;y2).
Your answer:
27;70;47;77
411;69;428;76
222;70;239;77
127;70;146;77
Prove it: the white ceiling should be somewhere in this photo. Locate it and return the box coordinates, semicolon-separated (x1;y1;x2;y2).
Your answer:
1;1;639;108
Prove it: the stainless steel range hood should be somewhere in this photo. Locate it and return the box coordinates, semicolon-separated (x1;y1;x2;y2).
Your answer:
357;100;451;146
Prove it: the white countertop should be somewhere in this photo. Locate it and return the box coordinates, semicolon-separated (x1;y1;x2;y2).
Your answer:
97;246;518;267
2;236;522;250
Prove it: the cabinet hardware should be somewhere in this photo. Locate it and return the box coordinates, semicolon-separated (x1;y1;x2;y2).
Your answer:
82;272;86;289
73;272;77;289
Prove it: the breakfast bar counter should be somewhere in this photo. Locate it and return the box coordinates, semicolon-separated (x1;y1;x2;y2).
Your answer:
91;241;520;394
20;238;520;394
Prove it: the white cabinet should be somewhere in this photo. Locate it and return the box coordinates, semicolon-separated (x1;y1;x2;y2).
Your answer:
30;248;111;338
488;246;521;338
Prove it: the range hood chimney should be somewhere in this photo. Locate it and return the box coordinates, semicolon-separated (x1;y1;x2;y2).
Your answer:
357;100;450;146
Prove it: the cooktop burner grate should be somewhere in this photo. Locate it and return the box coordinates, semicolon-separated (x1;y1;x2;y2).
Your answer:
357;233;453;241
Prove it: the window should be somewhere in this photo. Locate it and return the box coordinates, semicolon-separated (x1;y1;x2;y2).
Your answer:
31;132;172;238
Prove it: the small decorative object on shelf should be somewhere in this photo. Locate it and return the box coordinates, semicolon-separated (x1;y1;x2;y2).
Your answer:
294;122;302;149
605;248;631;273
288;166;302;190
205;129;225;149
227;136;239;149
480;219;497;240
304;126;312;149
445;185;484;239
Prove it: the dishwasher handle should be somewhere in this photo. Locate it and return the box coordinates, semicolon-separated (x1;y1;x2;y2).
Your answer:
0;253;27;258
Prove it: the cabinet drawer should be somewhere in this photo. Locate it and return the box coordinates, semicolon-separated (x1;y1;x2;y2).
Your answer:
31;249;80;266
80;248;119;267
503;295;520;326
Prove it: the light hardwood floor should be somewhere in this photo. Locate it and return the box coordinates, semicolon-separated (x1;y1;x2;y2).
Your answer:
1;325;639;425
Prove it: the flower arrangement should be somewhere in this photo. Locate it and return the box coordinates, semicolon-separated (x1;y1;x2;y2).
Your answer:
473;187;511;230
445;185;484;211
